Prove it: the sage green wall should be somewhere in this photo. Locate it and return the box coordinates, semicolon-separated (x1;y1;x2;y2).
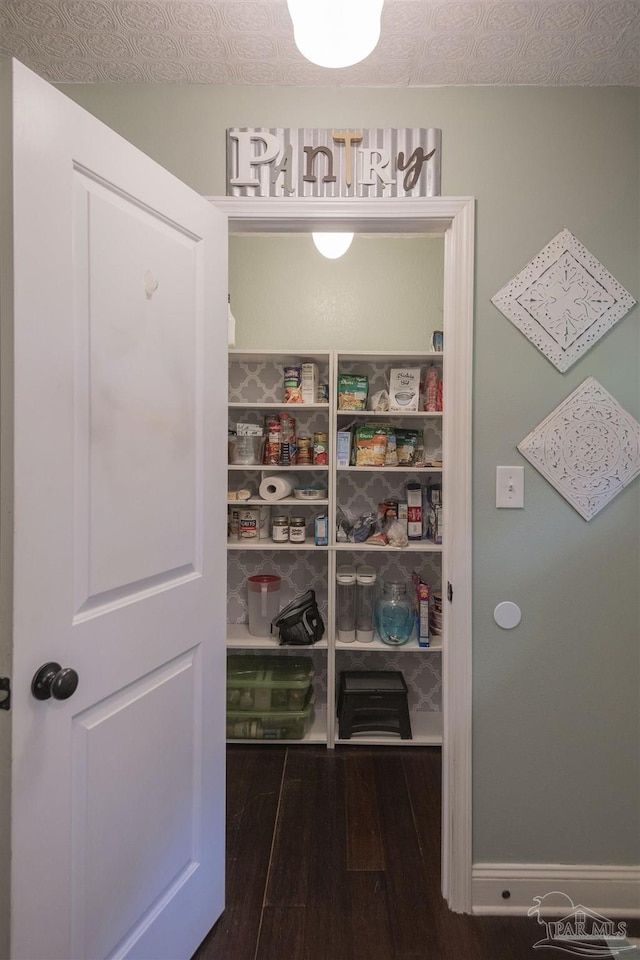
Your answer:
60;83;640;868
228;235;444;351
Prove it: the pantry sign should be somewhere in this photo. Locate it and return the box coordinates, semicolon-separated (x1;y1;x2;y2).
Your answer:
226;128;441;198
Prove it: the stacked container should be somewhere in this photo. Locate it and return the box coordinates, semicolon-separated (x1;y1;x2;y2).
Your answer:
355;565;377;642
226;655;314;740
336;565;356;642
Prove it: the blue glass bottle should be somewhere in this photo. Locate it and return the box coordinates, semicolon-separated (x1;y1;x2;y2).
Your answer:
375;581;414;646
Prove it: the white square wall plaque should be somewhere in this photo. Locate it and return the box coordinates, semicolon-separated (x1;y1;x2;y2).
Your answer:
492;229;636;372
518;378;640;521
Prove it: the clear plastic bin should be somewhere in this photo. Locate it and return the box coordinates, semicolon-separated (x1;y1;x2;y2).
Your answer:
226;655;314;712
226;700;314;740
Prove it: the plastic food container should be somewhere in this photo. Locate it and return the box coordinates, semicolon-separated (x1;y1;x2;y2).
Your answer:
294;486;328;500
226;701;314;740
226;655;314;712
247;574;281;636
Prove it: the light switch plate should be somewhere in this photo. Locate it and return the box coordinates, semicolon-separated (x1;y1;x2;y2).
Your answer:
496;466;524;508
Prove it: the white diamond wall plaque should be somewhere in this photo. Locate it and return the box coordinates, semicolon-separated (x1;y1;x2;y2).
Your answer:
518;378;640;521
492;229;636;372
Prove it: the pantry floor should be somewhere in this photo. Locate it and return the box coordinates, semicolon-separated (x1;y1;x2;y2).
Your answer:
192;746;639;960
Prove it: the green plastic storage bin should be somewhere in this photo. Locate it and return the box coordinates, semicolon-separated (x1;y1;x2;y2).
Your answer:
226;700;314;740
226;655;314;713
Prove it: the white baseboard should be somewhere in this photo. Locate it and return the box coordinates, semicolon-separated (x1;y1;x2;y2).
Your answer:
473;863;640;917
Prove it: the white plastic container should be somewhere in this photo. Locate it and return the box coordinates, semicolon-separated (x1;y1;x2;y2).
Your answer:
336;565;356;643
356;565;377;643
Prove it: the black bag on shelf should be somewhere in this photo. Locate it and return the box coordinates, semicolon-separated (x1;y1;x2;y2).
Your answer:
272;589;325;646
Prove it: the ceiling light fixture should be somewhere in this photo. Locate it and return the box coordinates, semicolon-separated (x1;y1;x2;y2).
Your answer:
312;232;354;259
287;0;384;69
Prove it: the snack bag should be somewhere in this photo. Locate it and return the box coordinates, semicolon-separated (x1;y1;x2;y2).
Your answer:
355;425;387;467
395;429;420;466
338;374;368;410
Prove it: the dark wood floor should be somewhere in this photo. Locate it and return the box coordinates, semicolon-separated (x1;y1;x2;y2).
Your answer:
193;745;638;960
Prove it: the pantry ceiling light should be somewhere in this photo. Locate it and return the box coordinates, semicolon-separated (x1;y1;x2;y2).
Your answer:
287;0;384;69
312;232;354;259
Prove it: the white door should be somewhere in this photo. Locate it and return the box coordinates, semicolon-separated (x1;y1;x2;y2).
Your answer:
6;61;228;959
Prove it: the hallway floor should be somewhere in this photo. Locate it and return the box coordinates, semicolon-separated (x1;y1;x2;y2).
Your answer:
193;745;638;960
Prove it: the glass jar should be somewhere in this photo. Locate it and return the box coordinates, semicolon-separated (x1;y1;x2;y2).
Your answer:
271;515;289;542
375;580;414;646
289;517;306;543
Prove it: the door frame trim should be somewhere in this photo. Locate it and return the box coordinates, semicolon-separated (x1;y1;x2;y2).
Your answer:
209;195;474;913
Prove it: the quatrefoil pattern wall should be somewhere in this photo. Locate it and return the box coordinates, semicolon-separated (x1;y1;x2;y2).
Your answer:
492;229;636;372
518;377;640;521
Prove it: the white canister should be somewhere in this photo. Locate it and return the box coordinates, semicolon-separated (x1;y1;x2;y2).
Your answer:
336;565;356;642
259;505;271;539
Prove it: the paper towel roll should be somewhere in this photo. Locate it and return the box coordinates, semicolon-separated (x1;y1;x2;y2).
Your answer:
259;474;300;501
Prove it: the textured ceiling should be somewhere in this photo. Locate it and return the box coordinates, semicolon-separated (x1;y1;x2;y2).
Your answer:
0;0;638;86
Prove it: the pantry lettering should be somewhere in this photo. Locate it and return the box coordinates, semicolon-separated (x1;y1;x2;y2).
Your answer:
227;127;441;198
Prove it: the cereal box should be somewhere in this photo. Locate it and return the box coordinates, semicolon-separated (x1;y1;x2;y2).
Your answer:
411;573;431;647
336;430;352;467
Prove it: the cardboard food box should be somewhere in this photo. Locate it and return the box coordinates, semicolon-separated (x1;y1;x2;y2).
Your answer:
389;367;421;411
301;362;319;404
406;482;423;540
336;430;352;467
412;573;431;647
314;515;328;546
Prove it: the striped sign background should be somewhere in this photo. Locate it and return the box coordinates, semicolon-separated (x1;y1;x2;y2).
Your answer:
227;128;441;198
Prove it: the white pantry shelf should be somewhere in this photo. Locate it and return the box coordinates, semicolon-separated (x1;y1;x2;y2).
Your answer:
333;541;443;553
228;464;330;472
336;465;443;473
227;540;329;551
227;347;447;751
229;401;329;410
226;622;328;650
226;498;329;506
335;637;442;652
336;409;442;418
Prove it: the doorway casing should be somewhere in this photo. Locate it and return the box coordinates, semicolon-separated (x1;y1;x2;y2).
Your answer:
210;195;474;914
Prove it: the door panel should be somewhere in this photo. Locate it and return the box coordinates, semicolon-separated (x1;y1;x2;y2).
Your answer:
71;651;201;960
73;169;202;613
8;60;228;960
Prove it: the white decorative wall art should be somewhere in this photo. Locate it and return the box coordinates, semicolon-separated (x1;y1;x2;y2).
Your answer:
518;378;640;521
492;229;636;372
